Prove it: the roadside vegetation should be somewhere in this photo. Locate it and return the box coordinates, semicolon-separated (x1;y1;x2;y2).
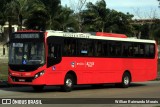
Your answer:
0;63;8;81
0;0;160;43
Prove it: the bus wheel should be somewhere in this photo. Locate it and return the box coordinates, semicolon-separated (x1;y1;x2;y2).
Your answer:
115;72;131;88
61;74;74;92
121;72;131;88
32;85;44;92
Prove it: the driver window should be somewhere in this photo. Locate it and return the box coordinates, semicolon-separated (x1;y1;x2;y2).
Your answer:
48;43;61;59
51;46;55;57
47;43;62;67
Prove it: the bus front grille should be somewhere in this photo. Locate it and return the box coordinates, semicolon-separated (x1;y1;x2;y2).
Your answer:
11;76;34;82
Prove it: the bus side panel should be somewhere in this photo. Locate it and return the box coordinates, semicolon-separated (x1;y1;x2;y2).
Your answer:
130;59;147;82
144;59;157;81
44;57;157;85
45;57;124;85
45;67;65;85
129;59;157;82
75;57;123;84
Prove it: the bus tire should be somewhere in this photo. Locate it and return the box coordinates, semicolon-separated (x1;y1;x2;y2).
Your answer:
115;72;131;88
32;85;44;92
61;74;74;92
121;72;131;88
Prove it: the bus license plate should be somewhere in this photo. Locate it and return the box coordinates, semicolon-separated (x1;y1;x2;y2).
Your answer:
19;79;25;82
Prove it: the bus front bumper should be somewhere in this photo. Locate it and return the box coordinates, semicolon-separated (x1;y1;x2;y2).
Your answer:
8;74;46;86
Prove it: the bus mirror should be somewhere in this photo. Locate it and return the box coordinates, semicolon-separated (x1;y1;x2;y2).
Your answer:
3;47;5;55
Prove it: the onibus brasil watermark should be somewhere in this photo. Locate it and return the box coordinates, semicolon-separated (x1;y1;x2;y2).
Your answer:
1;99;42;105
1;98;160;104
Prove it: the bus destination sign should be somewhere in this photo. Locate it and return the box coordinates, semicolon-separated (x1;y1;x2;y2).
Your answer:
13;33;40;39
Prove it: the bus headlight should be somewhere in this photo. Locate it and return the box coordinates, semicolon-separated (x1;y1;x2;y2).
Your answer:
35;74;39;78
34;70;45;79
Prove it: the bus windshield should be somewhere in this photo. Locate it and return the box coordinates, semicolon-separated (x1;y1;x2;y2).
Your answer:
9;42;45;65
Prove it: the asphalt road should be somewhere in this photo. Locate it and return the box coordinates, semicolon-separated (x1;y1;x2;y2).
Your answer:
0;81;160;107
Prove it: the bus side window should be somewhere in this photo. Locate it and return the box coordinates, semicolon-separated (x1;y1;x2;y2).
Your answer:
79;39;93;56
132;44;145;57
47;43;62;67
50;46;55;57
149;44;155;58
64;39;76;56
48;44;61;59
108;41;122;57
48;44;54;58
139;44;145;57
95;41;107;57
122;42;133;57
128;47;133;57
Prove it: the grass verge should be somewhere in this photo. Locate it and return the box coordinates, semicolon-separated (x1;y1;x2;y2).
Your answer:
0;63;8;81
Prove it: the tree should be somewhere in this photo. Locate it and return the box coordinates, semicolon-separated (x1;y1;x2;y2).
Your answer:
25;10;48;30
0;0;12;42
153;27;160;44
82;0;134;35
150;20;160;43
54;6;77;31
39;0;61;29
5;0;46;29
0;0;11;25
69;0;87;32
82;0;109;32
105;10;132;34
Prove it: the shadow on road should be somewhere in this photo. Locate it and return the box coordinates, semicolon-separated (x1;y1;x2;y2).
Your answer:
130;83;147;87
0;83;147;93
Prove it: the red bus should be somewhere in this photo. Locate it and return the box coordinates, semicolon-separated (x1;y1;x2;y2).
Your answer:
8;30;157;92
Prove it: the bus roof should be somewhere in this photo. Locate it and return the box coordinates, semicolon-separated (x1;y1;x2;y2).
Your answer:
96;32;127;38
47;30;156;44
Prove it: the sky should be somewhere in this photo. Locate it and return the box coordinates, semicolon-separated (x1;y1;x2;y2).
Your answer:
61;0;160;19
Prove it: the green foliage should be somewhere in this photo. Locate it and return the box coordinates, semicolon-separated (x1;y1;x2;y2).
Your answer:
82;0;108;32
141;24;150;39
0;0;135;34
0;0;11;25
5;0;46;29
38;0;61;29
25;10;48;30
0;0;159;41
0;63;8;81
82;0;134;36
53;6;78;31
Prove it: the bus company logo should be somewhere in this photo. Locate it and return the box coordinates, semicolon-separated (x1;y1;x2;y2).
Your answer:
2;99;11;104
71;62;75;68
86;62;94;68
52;66;56;71
77;62;85;66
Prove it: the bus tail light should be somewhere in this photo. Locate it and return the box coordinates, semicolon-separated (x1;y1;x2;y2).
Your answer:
34;70;45;79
